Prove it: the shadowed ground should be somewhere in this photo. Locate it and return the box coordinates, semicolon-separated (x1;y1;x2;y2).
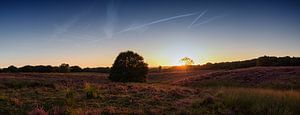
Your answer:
0;67;299;114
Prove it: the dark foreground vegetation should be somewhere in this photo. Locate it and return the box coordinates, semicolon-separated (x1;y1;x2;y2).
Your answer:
0;63;109;73
201;56;300;69
0;67;299;114
109;51;148;82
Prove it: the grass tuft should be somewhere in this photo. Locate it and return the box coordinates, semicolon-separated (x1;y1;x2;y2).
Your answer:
83;83;98;99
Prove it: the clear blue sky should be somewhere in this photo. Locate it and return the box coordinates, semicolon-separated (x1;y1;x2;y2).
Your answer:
0;0;300;67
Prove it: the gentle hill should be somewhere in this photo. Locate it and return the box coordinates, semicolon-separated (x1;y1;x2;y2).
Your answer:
173;67;300;89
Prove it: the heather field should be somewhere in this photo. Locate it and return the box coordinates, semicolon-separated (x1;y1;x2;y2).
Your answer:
0;67;300;114
1;0;300;114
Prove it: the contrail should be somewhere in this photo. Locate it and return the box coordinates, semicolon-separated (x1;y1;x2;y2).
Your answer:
103;0;119;38
194;14;227;27
63;31;99;41
50;5;94;42
115;12;198;35
188;10;207;29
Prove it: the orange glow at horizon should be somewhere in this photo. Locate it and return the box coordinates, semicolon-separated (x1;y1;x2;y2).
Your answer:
1;46;299;68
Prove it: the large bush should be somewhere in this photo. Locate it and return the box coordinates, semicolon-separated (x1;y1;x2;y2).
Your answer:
109;51;148;82
6;65;18;73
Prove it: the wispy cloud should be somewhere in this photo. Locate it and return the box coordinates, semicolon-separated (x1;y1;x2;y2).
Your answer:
50;5;97;45
187;10;207;29
51;7;93;37
103;0;119;39
62;31;99;41
81;0;121;43
52;14;82;38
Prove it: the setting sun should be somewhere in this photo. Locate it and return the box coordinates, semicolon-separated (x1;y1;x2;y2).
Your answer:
174;60;185;66
151;41;204;66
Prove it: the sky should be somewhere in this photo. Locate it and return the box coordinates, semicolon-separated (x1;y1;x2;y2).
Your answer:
0;0;300;67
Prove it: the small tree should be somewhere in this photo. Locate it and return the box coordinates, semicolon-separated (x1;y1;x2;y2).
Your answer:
180;57;194;65
158;65;162;72
109;51;148;82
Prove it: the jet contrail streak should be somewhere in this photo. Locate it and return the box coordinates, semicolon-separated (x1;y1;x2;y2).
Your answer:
188;10;207;29
194;14;227;26
115;12;198;35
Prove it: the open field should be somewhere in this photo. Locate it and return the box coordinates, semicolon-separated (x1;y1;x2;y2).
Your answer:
174;67;300;89
0;67;300;114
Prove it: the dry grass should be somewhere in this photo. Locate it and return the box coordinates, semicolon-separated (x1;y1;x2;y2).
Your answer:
0;67;300;114
174;67;300;89
147;70;213;83
0;73;200;114
218;88;300;115
183;87;300;115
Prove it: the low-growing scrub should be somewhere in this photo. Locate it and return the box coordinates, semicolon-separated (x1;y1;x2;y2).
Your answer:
218;88;300;115
187;87;300;115
83;83;99;99
65;88;76;106
28;106;48;115
1;79;54;89
0;67;299;114
175;67;300;90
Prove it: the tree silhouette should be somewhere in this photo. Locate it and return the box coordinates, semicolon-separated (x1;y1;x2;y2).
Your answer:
109;51;148;82
180;57;194;65
158;65;162;72
19;65;34;72
6;65;18;73
70;66;82;72
58;63;70;73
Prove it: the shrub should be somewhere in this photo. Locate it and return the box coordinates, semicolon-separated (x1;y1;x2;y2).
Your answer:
109;51;148;82
84;83;97;99
65;89;75;106
28;107;48;115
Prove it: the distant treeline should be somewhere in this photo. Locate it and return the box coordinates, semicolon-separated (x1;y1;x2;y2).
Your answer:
167;56;300;71
1;56;300;73
0;63;110;73
198;56;300;70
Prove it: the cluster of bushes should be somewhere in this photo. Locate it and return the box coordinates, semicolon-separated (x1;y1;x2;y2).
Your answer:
199;56;300;70
256;56;300;66
199;59;257;70
0;63;110;73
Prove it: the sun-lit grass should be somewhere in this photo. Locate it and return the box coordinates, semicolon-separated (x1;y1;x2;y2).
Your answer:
185;87;300;115
221;88;300;115
176;67;300;90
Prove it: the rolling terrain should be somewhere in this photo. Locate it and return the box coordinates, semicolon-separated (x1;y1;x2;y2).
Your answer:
174;67;300;89
0;67;299;114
